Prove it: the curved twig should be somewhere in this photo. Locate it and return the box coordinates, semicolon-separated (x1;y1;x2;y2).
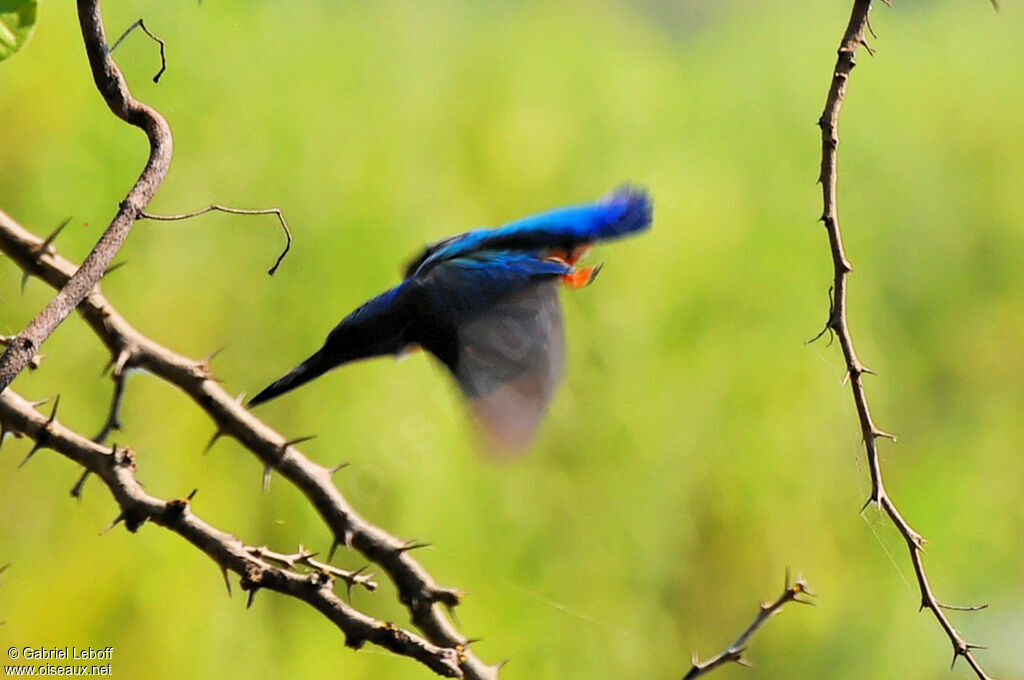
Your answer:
108;18;167;83
0;0;172;393
0;390;460;677
140;205;293;275
813;3;993;677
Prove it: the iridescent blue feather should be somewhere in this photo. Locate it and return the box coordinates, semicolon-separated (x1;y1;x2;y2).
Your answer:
405;186;651;278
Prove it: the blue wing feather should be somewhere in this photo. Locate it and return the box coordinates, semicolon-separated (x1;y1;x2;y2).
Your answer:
419;251;571;320
406;186;651;278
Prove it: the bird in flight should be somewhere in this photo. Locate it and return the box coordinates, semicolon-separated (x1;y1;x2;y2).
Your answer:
249;186;653;449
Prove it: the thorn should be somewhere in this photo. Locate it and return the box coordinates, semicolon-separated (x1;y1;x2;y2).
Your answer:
281;434;316;449
113;349;132;377
26;396;52;409
444;598;462;626
39;217;71;253
873;429;898;443
221;567;232;597
203;430;224;456
246;589;258;609
187;488;198;501
262;465;272;494
342;567;366;602
101;260;128;279
70;469;91;500
45;395;60;424
19;442;43;468
736;656;753;668
860;495;880;514
397;540;431;554
795;580;816;600
101;512;126;534
327;461;349;475
200;346;226;366
328;539;340;562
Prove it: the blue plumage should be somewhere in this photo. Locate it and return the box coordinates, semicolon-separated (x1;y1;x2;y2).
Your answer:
249;187;653;448
404;186;651;278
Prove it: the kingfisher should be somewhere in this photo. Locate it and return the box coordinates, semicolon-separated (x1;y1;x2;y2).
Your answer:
249;187;652;448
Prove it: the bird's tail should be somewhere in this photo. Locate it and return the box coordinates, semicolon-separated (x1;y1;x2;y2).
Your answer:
248;346;338;407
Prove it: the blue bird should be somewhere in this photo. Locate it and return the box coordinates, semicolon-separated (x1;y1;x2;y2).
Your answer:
249;187;652;448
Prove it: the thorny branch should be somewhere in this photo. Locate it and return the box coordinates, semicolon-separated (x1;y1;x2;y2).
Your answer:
0;209;498;680
0;0;172;393
0;0;483;675
0;389;462;678
683;573;813;680
813;2;993;677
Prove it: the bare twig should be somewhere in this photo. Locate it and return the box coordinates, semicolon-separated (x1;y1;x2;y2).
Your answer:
141;205;292;275
0;0;173;393
245;545;379;594
0;210;497;680
109;18;167;83
684;572;813;679
0;389;462;677
813;3;993;677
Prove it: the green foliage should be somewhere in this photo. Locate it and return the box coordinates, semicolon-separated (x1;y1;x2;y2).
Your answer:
0;2;1022;679
0;0;37;62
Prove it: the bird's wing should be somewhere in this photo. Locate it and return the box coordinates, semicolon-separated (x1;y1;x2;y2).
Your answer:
404;186;652;278
418;252;571;449
456;280;565;450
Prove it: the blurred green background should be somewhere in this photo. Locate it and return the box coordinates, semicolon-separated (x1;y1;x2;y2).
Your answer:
1;1;1022;678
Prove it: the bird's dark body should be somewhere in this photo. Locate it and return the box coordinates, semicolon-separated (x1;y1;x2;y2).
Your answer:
249;187;652;447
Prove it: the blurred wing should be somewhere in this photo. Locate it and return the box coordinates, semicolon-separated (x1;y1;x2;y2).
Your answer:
454;281;565;450
406;186;651;278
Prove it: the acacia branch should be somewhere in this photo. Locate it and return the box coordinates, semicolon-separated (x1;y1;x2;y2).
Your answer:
814;3;993;677
0;389;461;677
0;210;498;680
683;574;813;679
0;0;172;393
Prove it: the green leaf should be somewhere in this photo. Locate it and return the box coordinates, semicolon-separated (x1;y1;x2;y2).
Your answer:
0;0;38;63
